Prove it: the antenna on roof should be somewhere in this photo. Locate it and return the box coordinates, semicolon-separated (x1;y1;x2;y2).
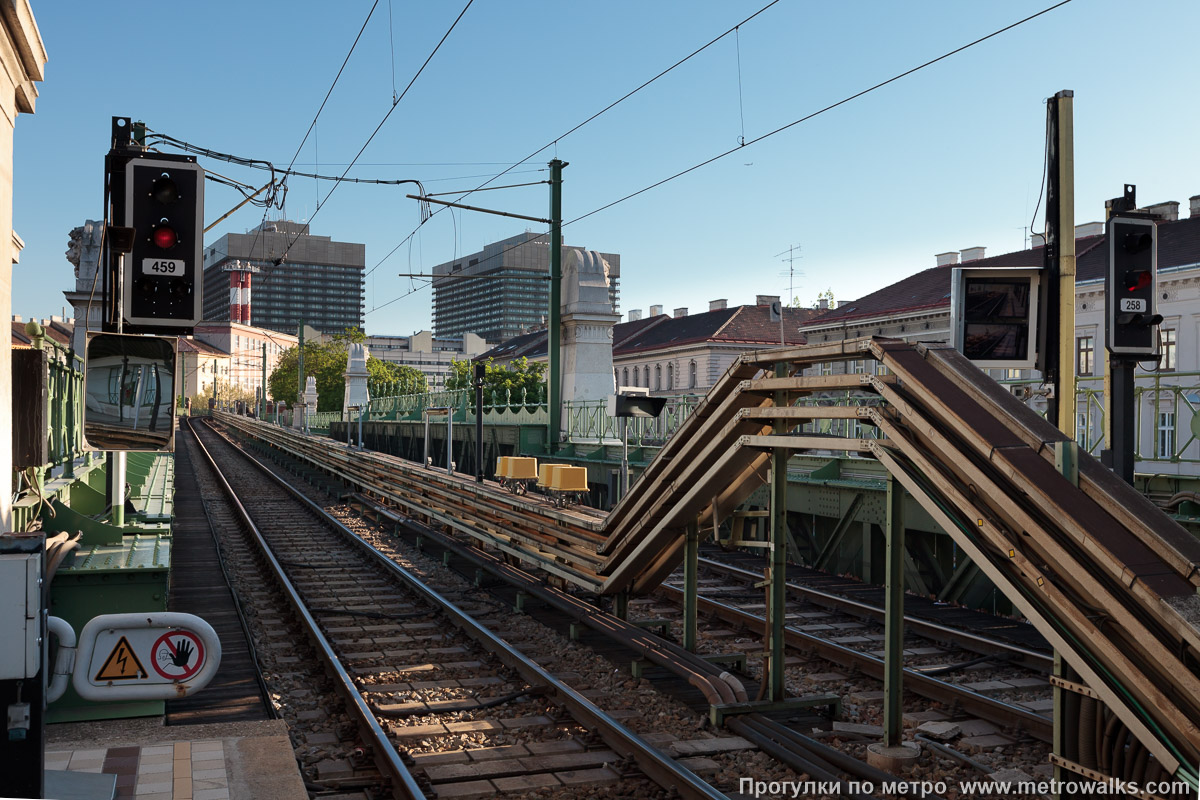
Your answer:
774;243;803;306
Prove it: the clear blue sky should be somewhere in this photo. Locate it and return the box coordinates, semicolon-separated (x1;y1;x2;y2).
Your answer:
13;0;1200;335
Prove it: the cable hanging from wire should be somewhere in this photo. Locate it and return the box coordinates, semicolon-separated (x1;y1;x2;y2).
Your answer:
365;0;784;280
272;0;475;266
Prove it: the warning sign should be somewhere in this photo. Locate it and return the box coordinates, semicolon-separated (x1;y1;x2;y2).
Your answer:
151;630;205;681
93;636;148;681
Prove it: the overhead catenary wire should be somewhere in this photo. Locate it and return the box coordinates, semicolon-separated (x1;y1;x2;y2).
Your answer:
274;0;476;266
566;0;1074;228
367;0;1073;317
364;0;785;280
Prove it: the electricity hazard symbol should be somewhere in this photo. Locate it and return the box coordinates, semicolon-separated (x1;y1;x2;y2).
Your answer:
93;636;148;681
151;630;205;681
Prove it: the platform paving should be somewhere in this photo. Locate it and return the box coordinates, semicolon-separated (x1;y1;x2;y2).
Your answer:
44;717;305;800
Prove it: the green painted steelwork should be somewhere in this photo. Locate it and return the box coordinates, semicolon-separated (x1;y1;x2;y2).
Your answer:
48;534;172;723
683;520;699;653
883;473;905;748
768;361;788;702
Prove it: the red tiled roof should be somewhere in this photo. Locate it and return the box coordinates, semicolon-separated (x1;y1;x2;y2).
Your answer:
477;303;824;362
807;215;1200;327
178;338;229;356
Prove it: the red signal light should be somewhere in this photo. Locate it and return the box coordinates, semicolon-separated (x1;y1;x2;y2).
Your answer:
1123;270;1152;292
152;224;178;249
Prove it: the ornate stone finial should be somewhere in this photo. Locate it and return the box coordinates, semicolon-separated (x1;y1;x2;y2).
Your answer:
67;220;104;283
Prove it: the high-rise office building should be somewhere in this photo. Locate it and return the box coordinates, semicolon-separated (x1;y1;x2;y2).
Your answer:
431;232;620;341
202;220;365;335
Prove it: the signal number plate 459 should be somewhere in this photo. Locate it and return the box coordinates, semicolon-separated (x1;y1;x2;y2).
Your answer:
142;259;183;276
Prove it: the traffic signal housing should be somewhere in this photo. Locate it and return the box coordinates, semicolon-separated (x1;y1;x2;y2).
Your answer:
122;156;204;329
1106;215;1161;357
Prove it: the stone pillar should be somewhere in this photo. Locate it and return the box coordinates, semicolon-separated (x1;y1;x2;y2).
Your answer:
559;249;621;439
1;2;46;532
342;342;370;420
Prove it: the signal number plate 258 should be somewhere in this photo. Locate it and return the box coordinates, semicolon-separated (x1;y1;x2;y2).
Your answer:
142;259;183;276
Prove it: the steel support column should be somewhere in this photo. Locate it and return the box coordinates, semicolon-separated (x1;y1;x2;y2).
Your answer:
768;361;788;701
883;473;905;747
547;159;565;452
1054;439;1079;794
684;520;699;652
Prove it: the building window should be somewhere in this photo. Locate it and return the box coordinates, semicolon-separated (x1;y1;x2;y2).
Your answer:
655;365;662;391
1076;412;1090;449
622;368;629;386
820;362;833;376
689;360;697;389
1160;328;1176;371
850;359;866;374
667;363;674;390
1076;336;1094;376
1157;411;1176;459
633;366;639;386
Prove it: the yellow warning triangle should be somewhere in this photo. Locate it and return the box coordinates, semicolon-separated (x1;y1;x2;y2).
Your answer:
94;636;148;681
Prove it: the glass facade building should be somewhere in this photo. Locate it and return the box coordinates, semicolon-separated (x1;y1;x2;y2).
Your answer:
431;232;620;341
202;220;365;335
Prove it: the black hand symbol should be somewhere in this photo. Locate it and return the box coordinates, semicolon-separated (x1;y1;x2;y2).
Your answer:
171;639;194;668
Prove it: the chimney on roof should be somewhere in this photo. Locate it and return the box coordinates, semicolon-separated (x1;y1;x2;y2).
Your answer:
673;307;688;318
960;246;986;263
935;251;960;267
1031;232;1047;248
12;314;20;323
627;309;643;322
1143;201;1179;222
1190;195;1200;219
818;297;829;311
709;298;727;312
1075;222;1104;238
650;304;664;317
755;294;780;307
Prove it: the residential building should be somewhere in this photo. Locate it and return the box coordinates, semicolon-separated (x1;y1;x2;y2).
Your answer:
1;0;45;531
799;195;1200;476
177;338;230;400
432;232;620;341
477;296;822;395
202;220;365;335
366;330;489;391
193;321;297;401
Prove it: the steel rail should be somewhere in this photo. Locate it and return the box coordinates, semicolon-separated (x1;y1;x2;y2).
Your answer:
654;583;1054;741
202;418;730;800
189;420;426;800
693;555;1053;672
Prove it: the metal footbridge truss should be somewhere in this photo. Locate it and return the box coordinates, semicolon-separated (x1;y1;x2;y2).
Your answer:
220;336;1200;785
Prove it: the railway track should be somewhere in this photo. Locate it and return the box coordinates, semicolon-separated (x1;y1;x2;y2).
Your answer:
187;417;731;800
213;417;1093;792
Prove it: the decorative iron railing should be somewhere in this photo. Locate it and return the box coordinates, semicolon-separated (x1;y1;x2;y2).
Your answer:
366;386;547;425
999;371;1200;467
562;394;703;446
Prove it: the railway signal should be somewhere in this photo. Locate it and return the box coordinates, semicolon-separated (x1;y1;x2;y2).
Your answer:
122;156;205;329
1105;215;1161;357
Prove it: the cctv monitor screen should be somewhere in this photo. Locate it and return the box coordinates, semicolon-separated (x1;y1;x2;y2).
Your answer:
961;278;1031;362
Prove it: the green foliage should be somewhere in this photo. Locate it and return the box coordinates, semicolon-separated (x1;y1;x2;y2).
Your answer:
445;357;546;405
267;328;427;412
809;288;836;310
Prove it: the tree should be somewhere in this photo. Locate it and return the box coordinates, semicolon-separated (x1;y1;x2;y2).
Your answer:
445;357;546;405
267;328;427;412
809;288;836;310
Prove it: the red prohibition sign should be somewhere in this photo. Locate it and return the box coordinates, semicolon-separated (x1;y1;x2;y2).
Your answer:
151;630;205;681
